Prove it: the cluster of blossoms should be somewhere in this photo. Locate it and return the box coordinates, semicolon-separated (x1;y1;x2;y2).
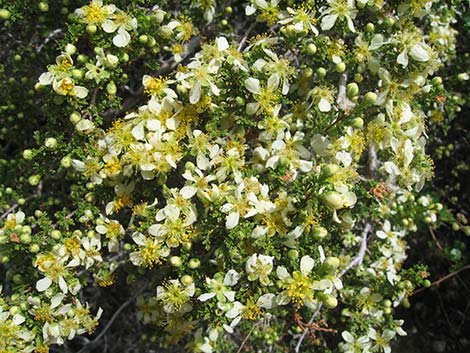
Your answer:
0;0;462;352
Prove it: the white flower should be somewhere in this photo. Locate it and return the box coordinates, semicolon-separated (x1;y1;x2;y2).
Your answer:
245;254;274;285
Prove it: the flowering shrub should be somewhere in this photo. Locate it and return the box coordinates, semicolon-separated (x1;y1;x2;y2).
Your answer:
0;0;465;352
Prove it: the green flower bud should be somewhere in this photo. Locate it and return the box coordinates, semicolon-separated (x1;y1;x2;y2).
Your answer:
346;82;359;97
170;256;182;267
72;69;83;79
45;137;58;149
431;76;442;85
322;163;339;177
20;234;32;244
325;256;340;269
86;24;97;34
287;249;299;259
317;67;327;78
350;117;364;129
64;43;76;55
306;43;317;55
152;8;165;23
335;62;346;73
28;174;41;186
50;230;62;240
23;149;34;160
0;9;11;19
323;192;343;209
322;294;338;308
29;244;40;253
158;25;173;39
365;23;375;32
181;275;193;286
106;81;117;95
139;34;149;44
363;92;377;105
38;2;49;12
60;155;72;168
188;258;200;269
312;226;328;240
77;54;87;64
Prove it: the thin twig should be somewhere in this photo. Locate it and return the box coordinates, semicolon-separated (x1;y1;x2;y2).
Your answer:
236;322;259;353
1;181;43;220
238;22;257;51
340;223;372;277
294;305;323;353
411;265;470;296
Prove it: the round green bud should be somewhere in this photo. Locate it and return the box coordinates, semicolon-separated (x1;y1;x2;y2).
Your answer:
423;279;431;287
170;256;182;267
38;2;49;12
401;298;410;308
45;137;58;149
346;82;359;97
70;112;81;124
235;96;245;106
287;249;299;260
9;306;21;315
312;226;328;240
34;210;43;218
182;242;192;251
383;17;395;28
153;9;165;23
451;222;460;231
302;67;313;78
0;9;11;19
158;25;172;39
221;19;228;26
457;73;469;81
123;243;132;251
350;117;364;129
50;230;62;240
317;67;327;78
322;164;339;177
23;149;34;160
323;192;343;210
365;23;375;32
383;299;392;307
18;198;26;205
306;43;317;55
147;37;156;48
64;43;77;55
335;62;346;73
77;54;87;64
138;34;149;44
28;174;41;186
14;54;21;62
431;76;442;86
325;256;340;269
322;294;338;308
188;258;200;269
86;24;97;34
225;6;233;14
106;81;117;95
29;244;40;253
363;92;377;105
22;225;32;234
20;234;32;244
60;155;72;168
71;69;83;80
181;275;193;286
